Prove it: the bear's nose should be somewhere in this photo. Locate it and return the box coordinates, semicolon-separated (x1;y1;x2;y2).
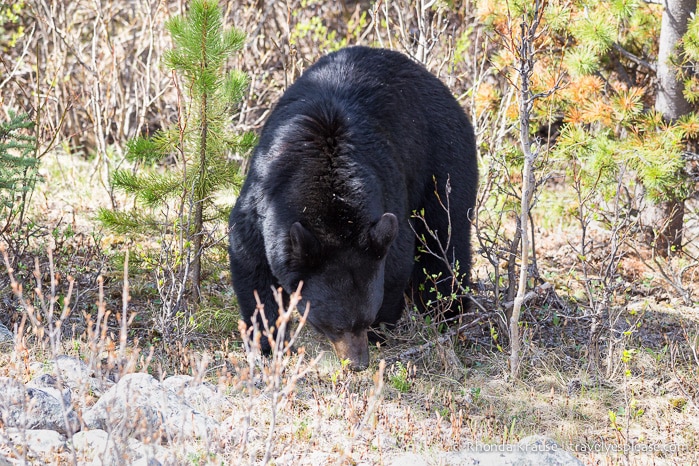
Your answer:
330;330;369;371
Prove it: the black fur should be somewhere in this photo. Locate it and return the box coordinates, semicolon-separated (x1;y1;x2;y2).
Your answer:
228;46;477;370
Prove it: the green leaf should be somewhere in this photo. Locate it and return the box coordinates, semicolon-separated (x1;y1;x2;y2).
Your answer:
544;2;571;33
571;8;616;55
564;46;601;77
125;135;165;164
96;208;161;235
610;0;639;21
222;70;249;106
684;15;699;61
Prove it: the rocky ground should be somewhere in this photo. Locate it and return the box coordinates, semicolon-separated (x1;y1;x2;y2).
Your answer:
0;321;588;466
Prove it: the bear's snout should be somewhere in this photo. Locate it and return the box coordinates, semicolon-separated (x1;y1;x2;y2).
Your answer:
330;330;369;371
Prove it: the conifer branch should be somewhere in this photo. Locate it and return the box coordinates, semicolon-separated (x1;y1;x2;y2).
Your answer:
612;42;657;72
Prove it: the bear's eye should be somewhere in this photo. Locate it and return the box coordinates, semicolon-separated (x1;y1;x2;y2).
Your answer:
326;326;344;336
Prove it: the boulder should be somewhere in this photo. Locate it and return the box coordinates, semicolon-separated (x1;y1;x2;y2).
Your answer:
0;428;66;462
0;377;79;435
0;322;12;352
82;373;217;442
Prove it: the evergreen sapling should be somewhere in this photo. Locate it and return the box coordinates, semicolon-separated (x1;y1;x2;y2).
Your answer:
98;0;255;310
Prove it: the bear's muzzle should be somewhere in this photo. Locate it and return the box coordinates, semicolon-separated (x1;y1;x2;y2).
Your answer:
330;330;369;371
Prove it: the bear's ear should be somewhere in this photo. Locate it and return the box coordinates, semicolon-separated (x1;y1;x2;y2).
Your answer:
289;222;321;266
369;213;398;258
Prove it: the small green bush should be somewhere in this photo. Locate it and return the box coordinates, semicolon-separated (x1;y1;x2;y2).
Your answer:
0;111;38;236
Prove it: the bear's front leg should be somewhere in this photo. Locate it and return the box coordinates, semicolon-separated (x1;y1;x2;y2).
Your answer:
229;254;286;354
228;215;287;354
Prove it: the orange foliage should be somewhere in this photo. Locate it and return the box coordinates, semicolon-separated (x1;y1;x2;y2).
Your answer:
580;100;614;126
530;61;560;94
564;75;604;106
474;82;501;116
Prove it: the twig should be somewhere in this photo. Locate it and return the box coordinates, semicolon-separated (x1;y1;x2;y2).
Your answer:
118;248;130;362
384;314;493;366
502;282;553;310
334;359;386;465
612;42;656;72
510;0;544;380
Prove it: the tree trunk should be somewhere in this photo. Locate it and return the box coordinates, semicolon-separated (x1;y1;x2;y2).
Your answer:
191;91;207;305
509;1;544;380
656;0;695;119
649;0;696;255
640;198;684;255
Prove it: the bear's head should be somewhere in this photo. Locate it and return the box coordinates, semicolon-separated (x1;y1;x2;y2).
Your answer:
279;212;398;371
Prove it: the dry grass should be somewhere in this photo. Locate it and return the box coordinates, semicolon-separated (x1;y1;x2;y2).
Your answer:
4;221;699;465
1;232;698;464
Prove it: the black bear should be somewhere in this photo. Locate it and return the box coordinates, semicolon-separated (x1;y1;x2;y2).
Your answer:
229;46;477;371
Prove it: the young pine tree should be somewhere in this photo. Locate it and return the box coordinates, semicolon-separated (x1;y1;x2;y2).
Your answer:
478;0;694;255
98;0;255;307
0;111;38;237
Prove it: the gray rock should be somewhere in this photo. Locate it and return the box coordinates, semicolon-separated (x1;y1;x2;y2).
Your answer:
131;458;163;466
276;451;336;465
0;377;80;435
54;355;93;380
388;452;430;466
161;374;214;396
161;375;228;419
1;428;67;459
82;373;218;442
53;355;111;396
390;436;583;466
0;322;13;351
28;361;45;375
27;373;72;406
71;429;172;465
71;429;120;465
